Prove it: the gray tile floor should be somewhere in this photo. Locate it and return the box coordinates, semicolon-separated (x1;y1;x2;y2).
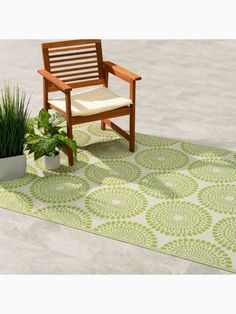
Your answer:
0;40;235;274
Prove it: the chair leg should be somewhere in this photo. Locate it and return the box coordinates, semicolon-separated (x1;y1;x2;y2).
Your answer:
67;121;74;166
43;78;50;112
129;106;135;152
101;119;106;130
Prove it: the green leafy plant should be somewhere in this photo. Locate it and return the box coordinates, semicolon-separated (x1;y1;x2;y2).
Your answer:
0;85;29;159
25;109;77;160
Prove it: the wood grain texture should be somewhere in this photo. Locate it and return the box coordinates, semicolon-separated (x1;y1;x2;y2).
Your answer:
48;44;96;53
49;50;97;59
42;39;101;49
103;119;130;140
129;81;136;152
104;61;141;83
71;106;131;124
38;69;72;92
51;65;98;74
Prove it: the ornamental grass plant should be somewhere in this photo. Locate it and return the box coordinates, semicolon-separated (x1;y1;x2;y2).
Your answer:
0;85;29;158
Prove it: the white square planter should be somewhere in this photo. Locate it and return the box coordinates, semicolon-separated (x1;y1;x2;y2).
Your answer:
44;154;60;170
0;154;27;181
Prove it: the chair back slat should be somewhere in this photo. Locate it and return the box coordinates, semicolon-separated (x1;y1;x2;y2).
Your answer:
49;50;97;59
50;60;98;70
42;39;105;92
63;74;99;83
49;44;97;53
53;65;98;75
49;54;97;63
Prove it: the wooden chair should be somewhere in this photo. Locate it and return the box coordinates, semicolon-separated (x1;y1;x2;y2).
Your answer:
38;39;141;165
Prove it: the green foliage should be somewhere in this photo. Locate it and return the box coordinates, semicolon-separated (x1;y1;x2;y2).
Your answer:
0;85;29;158
25;109;77;160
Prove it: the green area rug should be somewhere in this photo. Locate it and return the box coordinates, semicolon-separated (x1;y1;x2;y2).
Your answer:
0;122;236;273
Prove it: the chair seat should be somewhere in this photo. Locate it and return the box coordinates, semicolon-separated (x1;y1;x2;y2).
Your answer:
48;86;132;116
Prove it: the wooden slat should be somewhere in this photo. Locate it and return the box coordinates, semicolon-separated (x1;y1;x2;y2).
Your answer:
49;44;96;54
50;60;98;69
49;50;97;59
129;81;136;152
48;103;67;116
48;78;104;92
38;69;72;92
50;55;97;64
57;70;99;79
72;106;131;124
103;119;130;140
63;75;99;83
42;47;51;71
42;39;101;49
51;65;98;74
42;39;105;93
68;79;105;89
43;78;49;110
96;42;104;79
104;61;141;82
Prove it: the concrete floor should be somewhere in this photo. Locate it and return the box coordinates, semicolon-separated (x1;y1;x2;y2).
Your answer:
0;40;235;274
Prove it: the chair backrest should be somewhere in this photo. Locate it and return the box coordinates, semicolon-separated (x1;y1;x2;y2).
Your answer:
41;39;105;92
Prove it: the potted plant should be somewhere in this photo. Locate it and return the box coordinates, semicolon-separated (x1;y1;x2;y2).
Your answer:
0;85;29;180
25;109;77;169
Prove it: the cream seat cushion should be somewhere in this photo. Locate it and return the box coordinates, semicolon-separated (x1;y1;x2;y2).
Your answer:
48;86;132;116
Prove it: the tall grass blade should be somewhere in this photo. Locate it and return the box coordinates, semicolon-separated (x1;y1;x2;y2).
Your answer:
0;84;29;158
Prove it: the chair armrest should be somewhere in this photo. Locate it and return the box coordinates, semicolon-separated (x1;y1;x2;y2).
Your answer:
103;61;141;83
38;69;72;93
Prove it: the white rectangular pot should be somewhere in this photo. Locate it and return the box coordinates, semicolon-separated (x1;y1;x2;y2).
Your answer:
0;154;27;181
44;154;60;170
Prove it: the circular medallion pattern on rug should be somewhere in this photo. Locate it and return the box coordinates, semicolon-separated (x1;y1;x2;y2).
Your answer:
213;217;236;252
139;172;198;199
94;221;157;248
73;129;91;146
0;165;38;189
136;133;178;147
181;142;230;157
161;239;232;270
86;138;134;159
85;160;141;185
135;148;189;170
85;187;147;219
146;201;212;237
188;159;236;183
35;205;92;229
198;185;236;215
0;190;33;213
87;124;120;140
30;174;89;203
